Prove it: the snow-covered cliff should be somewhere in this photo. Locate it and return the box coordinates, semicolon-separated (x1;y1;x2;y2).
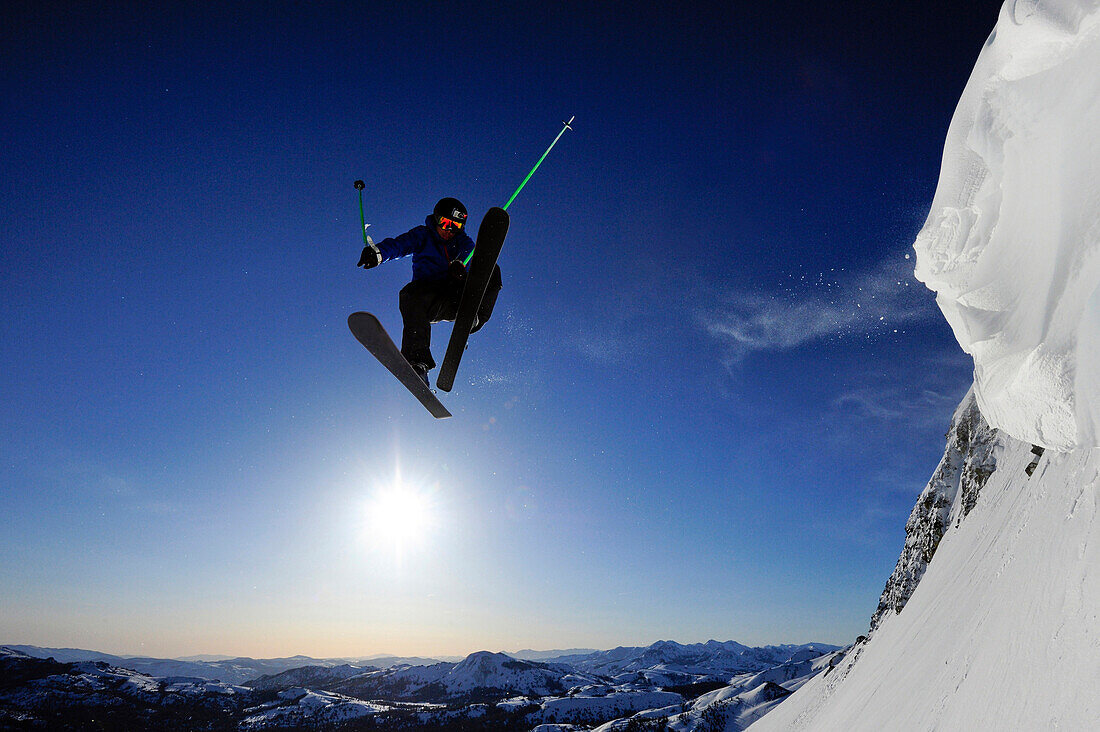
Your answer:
753;2;1100;727
913;0;1100;450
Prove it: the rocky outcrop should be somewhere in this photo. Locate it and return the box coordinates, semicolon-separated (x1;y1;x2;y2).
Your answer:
868;387;1004;632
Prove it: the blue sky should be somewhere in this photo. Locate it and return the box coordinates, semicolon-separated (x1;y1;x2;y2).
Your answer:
1;1;1001;658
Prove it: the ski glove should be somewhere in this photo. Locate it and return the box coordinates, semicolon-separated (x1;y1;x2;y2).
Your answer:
358;244;382;269
448;259;467;282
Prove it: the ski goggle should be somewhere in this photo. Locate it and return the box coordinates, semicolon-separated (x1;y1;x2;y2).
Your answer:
437;216;464;231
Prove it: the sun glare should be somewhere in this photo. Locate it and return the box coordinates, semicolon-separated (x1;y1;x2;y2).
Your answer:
365;480;436;553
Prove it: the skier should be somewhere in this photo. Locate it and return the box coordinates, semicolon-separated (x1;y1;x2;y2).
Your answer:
357;197;502;385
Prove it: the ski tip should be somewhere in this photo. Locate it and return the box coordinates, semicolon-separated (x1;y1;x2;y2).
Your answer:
348;311;381;330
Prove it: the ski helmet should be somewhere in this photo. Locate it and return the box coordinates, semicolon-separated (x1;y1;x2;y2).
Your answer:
433;197;468;228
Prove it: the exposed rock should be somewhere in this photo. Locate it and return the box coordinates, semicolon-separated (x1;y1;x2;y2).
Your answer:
869;386;1003;632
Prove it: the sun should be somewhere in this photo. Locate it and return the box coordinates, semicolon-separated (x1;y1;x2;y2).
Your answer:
365;479;437;553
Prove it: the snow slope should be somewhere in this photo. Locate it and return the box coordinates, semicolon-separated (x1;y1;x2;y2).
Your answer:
751;418;1100;729
913;0;1100;450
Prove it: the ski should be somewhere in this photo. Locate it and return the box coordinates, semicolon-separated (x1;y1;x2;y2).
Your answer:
348;311;451;419
436;207;510;392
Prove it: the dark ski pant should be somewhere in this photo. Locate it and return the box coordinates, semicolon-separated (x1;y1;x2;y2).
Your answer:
399;265;502;369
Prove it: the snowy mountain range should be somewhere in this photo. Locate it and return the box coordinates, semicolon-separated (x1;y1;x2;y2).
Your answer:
0;645;461;685
561;641;834;681
0;640;840;730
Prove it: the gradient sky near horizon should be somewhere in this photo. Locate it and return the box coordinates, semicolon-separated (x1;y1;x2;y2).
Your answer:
2;1;1004;659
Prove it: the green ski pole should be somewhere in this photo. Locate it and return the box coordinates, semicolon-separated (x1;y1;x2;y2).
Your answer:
354;179;371;246
503;115;574;212
461;116;574;266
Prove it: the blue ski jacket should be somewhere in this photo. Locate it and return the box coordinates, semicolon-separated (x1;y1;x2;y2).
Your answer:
375;215;475;282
